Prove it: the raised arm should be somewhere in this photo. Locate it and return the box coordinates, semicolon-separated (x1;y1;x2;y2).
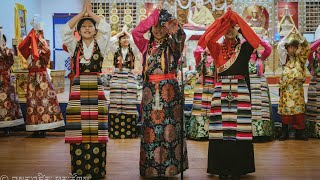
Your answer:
18;30;39;60
95;21;111;57
86;1;110;57
277;32;291;66
299;40;310;66
308;38;320;63
193;46;204;66
67;0;87;30
86;1;102;24
132;9;160;53
311;38;320;52
259;40;272;60
109;26;129;54
62;1;87;56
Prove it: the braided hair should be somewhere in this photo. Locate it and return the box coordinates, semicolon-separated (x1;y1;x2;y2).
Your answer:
114;34;135;69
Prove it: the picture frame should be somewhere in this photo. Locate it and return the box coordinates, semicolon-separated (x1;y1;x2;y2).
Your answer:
14;3;27;39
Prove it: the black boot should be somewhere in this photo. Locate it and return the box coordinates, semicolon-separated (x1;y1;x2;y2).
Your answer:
39;131;46;138
31;131;41;138
4;128;10;136
295;129;308;141
231;174;240;180
279;124;289;141
219;174;228;179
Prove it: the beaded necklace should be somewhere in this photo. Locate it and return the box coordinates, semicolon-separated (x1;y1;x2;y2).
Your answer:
144;40;167;77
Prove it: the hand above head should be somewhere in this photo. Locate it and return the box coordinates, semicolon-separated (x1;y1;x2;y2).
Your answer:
6;49;10;55
122;25;128;33
67;0;98;29
86;0;93;17
164;19;178;35
157;0;164;11
80;0;88;16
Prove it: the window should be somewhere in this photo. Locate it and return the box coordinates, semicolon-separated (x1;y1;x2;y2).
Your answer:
92;0;158;29
305;1;320;32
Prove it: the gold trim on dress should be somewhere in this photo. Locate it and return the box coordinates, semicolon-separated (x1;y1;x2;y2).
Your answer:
217;44;241;74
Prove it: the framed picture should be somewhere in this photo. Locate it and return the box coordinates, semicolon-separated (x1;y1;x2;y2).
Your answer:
278;2;298;28
14;3;27;39
18;10;27;37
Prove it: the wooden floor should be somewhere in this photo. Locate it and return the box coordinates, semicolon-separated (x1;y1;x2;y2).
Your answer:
0;132;319;180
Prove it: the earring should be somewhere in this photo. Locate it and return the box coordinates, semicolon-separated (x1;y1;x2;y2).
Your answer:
148;31;151;39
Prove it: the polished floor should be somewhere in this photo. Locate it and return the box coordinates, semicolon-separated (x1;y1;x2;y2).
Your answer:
0;132;319;180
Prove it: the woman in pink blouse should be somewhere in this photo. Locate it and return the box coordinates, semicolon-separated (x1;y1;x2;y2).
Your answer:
132;0;188;177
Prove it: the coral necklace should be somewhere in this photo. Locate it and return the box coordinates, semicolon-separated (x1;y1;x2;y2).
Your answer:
221;39;237;61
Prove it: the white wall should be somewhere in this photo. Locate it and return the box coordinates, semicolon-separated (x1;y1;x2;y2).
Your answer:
0;0;41;48
0;0;83;63
40;0;83;60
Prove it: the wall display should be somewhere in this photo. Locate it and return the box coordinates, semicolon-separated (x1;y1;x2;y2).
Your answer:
91;0;316;78
277;2;298;37
14;3;27;38
13;3;28;70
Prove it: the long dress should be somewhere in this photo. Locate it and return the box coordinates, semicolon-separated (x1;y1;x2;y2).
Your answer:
197;9;262;176
206;39;255;176
108;36;139;139
249;40;274;140
188;48;214;139
63;20;110;179
277;35;310;124
306;39;320;138
0;47;24;128
18;29;64;131
132;9;188;177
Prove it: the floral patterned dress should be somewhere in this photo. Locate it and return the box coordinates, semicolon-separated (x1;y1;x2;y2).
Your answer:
18;29;64;131
278;55;309;116
132;9;188;177
0;47;24;128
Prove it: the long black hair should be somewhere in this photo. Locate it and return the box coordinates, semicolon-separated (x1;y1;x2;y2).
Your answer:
113;33;135;68
147;28;155;55
117;33;134;59
2;34;6;43
76;18;97;42
147;9;174;54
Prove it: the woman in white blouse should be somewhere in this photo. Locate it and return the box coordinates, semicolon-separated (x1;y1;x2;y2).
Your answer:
61;0;110;178
108;25;141;139
109;25;140;70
